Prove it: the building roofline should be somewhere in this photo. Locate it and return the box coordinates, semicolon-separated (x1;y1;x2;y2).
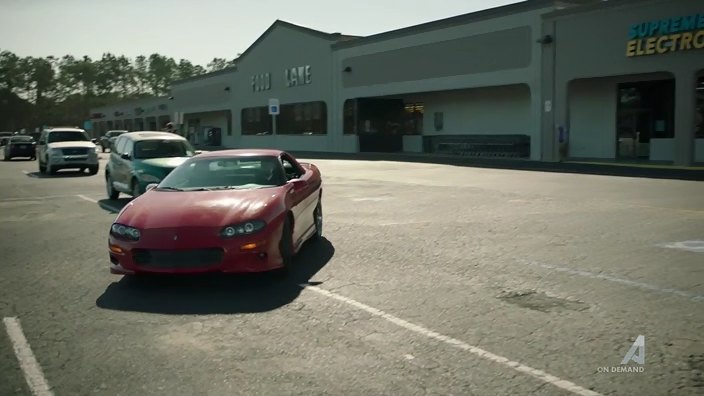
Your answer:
171;20;355;86
543;0;669;19
170;66;238;85
331;0;557;49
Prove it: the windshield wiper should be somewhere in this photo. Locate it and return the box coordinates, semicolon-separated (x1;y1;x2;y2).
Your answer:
156;186;184;191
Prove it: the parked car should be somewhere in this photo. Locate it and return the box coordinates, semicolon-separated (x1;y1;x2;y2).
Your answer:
107;149;323;278
3;135;36;160
36;127;99;175
105;131;198;199
0;132;13;146
99;130;127;152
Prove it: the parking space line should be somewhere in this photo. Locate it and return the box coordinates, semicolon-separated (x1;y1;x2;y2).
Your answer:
75;195;121;213
76;194;97;203
521;261;704;303
3;317;53;396
299;284;601;396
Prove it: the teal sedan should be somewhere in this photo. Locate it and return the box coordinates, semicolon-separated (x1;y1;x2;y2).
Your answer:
105;131;201;199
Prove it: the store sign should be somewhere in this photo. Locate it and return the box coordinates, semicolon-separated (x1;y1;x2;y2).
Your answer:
285;65;311;87
626;13;704;57
252;72;271;92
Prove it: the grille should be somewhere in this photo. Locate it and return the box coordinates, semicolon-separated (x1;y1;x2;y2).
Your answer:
132;248;224;268
61;148;90;155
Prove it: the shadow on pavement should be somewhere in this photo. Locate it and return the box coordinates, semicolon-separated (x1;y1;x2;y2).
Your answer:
98;198;132;213
95;237;335;315
25;169;95;178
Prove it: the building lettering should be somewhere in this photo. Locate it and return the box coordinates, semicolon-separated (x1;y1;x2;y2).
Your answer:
252;73;271;92
626;13;704;57
285;65;311;87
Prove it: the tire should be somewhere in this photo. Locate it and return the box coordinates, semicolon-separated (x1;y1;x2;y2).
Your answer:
273;216;294;278
88;165;98;175
131;179;141;198
47;164;57;175
38;160;45;174
106;173;119;199
101;145;106;153
311;199;323;240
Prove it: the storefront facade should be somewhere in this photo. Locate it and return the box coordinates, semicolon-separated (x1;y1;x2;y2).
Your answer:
90;96;172;137
89;0;704;165
543;0;704;164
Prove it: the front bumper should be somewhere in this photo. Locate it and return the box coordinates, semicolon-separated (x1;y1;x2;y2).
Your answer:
7;145;36;157
108;222;285;275
48;154;99;168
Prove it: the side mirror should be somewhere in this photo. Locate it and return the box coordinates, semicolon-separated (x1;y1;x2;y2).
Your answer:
120;153;131;160
194;150;202;156
91;138;98;144
146;183;158;191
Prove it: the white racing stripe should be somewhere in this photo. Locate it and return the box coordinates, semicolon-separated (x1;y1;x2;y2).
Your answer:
299;284;602;396
3;317;53;396
522;261;704;303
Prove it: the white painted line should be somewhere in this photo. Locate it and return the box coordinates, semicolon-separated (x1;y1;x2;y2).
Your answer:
299;284;601;396
657;240;704;253
522;261;704;303
3;317;54;396
75;194;97;203
75;195;121;213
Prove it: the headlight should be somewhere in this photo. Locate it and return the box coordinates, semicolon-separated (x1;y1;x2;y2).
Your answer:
220;220;266;238
110;223;141;241
49;148;62;157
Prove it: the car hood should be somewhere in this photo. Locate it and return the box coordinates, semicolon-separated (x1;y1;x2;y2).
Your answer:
117;188;284;229
48;141;96;149
136;157;190;169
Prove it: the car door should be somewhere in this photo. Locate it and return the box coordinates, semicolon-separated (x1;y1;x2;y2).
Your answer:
110;136;129;191
282;154;317;247
37;131;47;164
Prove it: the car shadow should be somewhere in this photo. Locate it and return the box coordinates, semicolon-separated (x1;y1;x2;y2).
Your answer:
25;169;94;178
97;198;132;213
95;237;335;315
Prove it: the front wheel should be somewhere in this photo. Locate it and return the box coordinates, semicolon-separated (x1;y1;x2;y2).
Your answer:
273;216;294;279
106;174;119;199
312;200;323;240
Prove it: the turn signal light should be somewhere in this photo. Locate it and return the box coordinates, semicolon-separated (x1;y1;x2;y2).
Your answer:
240;243;257;250
109;245;123;254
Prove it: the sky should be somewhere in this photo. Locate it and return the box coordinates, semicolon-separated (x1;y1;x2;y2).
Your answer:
0;0;522;67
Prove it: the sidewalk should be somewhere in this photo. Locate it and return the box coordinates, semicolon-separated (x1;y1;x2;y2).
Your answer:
288;151;704;181
194;146;704;181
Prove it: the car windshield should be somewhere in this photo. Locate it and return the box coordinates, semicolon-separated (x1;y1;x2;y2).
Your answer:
47;131;89;142
11;136;33;142
133;139;194;159
157;156;287;190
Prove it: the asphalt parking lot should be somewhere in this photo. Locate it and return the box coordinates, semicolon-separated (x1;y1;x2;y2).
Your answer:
0;155;702;395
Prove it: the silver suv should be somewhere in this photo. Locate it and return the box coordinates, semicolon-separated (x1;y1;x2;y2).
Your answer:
37;127;99;175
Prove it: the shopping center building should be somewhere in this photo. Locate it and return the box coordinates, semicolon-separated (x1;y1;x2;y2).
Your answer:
89;0;704;165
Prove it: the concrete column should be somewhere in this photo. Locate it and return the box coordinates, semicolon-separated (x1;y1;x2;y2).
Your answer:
673;70;696;166
539;20;557;162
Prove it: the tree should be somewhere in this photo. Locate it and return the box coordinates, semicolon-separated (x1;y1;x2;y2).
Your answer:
0;50;212;131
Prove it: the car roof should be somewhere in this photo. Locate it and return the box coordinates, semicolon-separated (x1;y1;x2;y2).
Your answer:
107;130;128;133
196;149;286;158
46;128;85;132
121;131;186;141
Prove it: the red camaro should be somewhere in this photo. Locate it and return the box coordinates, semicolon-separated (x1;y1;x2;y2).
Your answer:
107;149;323;277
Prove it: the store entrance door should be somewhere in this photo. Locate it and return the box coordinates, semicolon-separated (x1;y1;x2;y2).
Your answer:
616;109;652;159
616;79;674;160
